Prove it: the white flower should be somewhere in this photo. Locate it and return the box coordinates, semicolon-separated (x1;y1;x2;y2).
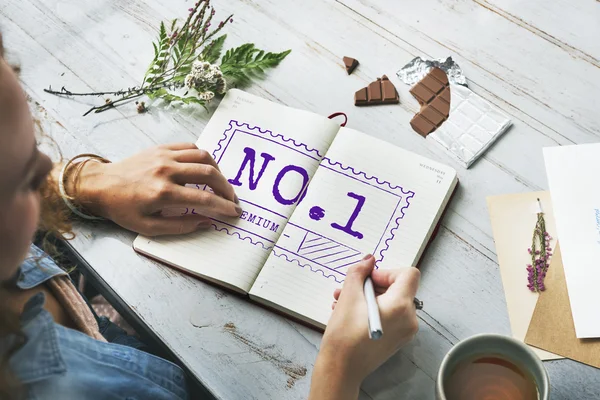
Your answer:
192;60;211;75
198;91;215;101
214;76;226;94
185;74;195;89
184;60;226;94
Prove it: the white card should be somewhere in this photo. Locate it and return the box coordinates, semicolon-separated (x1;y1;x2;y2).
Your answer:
544;144;600;338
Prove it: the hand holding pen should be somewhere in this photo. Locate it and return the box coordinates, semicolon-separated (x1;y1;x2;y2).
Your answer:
313;254;420;398
364;277;423;340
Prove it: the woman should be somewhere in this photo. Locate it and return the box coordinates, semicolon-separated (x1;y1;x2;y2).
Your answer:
0;32;419;399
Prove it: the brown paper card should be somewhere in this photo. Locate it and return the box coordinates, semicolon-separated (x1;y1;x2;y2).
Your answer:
525;244;600;368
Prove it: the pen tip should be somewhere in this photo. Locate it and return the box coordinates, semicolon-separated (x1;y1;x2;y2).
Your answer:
370;330;383;340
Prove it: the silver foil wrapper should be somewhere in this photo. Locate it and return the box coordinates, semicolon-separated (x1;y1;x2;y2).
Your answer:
397;56;468;87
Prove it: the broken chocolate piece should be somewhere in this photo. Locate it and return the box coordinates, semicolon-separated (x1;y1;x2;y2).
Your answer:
354;75;399;106
343;56;359;75
409;67;451;137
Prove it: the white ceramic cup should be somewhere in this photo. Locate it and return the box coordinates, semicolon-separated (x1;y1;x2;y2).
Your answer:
436;334;549;400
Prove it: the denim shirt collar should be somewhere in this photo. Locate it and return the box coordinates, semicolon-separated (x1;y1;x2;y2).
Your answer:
17;245;67;289
2;245;68;383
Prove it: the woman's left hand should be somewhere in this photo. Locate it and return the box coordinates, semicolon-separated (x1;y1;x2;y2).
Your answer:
71;143;241;236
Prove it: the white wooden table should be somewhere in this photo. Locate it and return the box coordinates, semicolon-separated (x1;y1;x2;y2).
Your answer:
3;0;600;398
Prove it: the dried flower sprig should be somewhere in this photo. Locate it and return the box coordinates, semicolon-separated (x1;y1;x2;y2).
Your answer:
44;0;290;116
526;198;553;292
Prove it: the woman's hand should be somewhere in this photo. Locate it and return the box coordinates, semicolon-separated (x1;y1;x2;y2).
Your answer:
309;255;420;400
72;143;241;236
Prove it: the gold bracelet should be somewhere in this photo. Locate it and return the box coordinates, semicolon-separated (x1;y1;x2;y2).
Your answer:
58;154;111;220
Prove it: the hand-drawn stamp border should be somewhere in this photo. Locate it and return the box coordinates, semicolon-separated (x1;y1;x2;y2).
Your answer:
206;120;416;282
274;160;415;283
272;249;344;282
212;120;323;163
208;120;320;248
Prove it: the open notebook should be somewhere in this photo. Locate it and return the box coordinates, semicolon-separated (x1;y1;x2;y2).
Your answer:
133;89;458;329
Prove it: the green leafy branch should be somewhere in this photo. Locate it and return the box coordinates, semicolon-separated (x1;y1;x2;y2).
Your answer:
43;0;291;115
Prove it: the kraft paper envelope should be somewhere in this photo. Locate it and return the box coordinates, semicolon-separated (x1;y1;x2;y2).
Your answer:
487;191;561;360
526;245;600;368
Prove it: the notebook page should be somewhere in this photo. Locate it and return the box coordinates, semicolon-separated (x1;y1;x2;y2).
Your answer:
134;90;341;292
250;127;457;326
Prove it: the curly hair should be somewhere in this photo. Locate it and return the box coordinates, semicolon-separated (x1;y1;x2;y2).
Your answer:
0;33;74;399
38;143;75;244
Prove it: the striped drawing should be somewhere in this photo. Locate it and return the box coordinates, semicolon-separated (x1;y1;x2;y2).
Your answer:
296;231;363;274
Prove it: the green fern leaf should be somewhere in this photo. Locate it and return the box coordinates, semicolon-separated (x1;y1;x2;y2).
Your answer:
143;41;161;84
173;46;182;64
177;31;186;53
145;21;172;85
160;21;167;41
201;35;227;64
220;45;291;87
156;90;208;111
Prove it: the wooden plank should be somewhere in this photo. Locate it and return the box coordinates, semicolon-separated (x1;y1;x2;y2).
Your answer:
1;0;481;261
337;0;600;141
3;0;519;291
64;220;457;399
190;0;568;272
1;3;455;398
3;0;600;397
471;0;600;65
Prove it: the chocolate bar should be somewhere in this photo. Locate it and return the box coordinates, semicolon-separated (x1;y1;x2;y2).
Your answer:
354;75;399;106
343;56;359;75
429;83;512;168
409;67;451;137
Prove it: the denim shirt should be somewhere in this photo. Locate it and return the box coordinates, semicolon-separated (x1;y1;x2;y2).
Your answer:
2;246;188;400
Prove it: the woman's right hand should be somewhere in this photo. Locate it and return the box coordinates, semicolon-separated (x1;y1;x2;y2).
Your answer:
308;255;420;400
72;143;241;236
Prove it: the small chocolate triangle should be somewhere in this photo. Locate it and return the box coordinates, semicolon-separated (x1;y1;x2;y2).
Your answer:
354;75;399;106
343;56;359;75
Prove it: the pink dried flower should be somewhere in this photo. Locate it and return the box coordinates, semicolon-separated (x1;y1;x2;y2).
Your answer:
526;201;553;292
